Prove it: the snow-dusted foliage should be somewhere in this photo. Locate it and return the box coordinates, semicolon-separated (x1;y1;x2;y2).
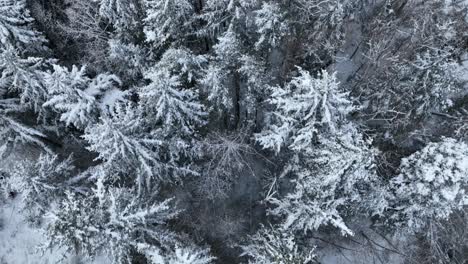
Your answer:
269;129;378;236
0;116;50;154
83;104;166;191
0;45;51;153
135;50;207;183
353;0;468;139
395;49;462;119
241;225;317;264
390;138;468;231
257;69;354;153
256;68;381;236
0;46;48;112
43;64;122;129
0;0;46;49
201;27;241;114
2;0;468;263
107;39;146;81
253;2;289;50
97;0;139;30
140;48;206;138
145;245;215;264
57;0;110;72
44;188;178;263
143;0;193;46
197;131;256;200
5;154;75;221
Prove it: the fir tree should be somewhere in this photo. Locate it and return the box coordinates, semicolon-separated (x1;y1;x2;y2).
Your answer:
241;225;317;264
45;187;179;263
5;154;76;222
43;64;122;129
0;0;46;50
0;45;48;112
139;48;206;165
143;0;194;47
98;0;139;31
256;69;354;153
257;69;380;235
83;103;167;192
390;138;468;232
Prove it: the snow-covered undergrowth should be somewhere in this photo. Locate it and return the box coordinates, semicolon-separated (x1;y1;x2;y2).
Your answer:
0;198;67;264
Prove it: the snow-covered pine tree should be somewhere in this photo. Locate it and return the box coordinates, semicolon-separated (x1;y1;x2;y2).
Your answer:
0;45;48;113
201;23;270;126
253;2;289;51
240;224;317;264
97;0;139;31
257;68;380;236
144;245;216;264
268;128;378;236
83;103;168;193
0;46;52;154
43;64;122;129
256;69;355;153
143;0;194;47
198;0;235;38
5;154;76;222
107;39;146;83
289;0;349;63
0;0;46;50
201;26;241;116
0;115;51;156
139;48;206;163
44;187;179;263
390;138;468;232
201;0;350;68
200;1;273;125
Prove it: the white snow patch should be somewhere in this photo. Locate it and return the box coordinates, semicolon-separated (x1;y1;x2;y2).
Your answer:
0;199;66;264
0;198;112;264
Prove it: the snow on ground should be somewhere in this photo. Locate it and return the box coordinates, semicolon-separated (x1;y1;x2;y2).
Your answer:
0;198;112;264
0;146;110;264
0;198;67;264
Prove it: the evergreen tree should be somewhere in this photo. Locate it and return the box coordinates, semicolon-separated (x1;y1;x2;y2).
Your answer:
5;154;77;222
0;46;51;154
43;64;122;129
241;225;317;264
268;129;378;236
45;188;179;263
0;115;50;156
390;138;468;232
83;103;167;192
0;0;46;50
1;0;468;263
143;0;194;47
97;0;139;31
140;49;206;135
201;26;241;116
0;45;48;112
257;69;380;235
256;69;354;153
107;39;146;83
145;245;215;264
253;2;289;50
139;48;206;164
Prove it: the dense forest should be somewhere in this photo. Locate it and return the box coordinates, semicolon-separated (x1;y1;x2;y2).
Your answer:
1;0;468;263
